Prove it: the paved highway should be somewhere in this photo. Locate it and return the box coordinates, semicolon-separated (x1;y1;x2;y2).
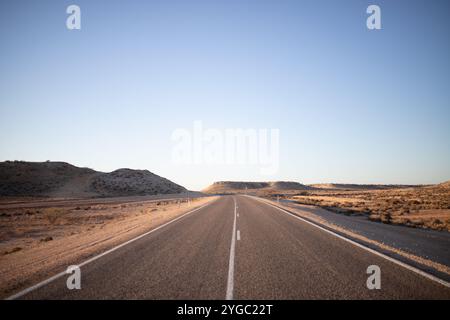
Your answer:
13;195;450;299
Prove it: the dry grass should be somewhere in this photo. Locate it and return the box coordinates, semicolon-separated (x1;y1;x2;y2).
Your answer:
283;185;450;231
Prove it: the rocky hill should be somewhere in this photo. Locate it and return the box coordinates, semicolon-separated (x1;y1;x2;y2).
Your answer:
0;161;186;198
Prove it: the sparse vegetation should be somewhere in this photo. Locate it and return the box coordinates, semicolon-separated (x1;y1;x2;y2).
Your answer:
202;180;450;231
2;247;22;255
287;185;450;231
43;208;66;225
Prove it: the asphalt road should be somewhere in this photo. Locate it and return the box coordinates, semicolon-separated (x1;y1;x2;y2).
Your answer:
15;195;450;299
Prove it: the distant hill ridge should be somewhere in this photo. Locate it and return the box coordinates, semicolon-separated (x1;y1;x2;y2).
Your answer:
203;181;312;193
438;180;450;189
309;183;422;190
203;181;428;194
0;161;186;198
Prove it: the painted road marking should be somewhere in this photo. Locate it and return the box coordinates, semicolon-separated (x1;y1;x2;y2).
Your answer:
226;197;238;300
251;196;450;289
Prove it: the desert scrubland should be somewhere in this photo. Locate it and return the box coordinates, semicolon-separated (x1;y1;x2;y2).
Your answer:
285;183;450;231
204;181;450;231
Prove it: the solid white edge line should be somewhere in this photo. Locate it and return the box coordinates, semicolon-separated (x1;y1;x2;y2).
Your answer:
249;195;450;289
226;197;237;300
6;199;217;300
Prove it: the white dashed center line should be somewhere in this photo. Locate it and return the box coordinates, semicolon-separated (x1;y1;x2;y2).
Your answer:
226;197;238;300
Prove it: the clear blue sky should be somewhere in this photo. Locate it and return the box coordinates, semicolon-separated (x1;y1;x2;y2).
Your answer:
1;0;449;190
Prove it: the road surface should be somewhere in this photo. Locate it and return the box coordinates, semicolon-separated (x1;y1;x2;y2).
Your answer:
14;195;450;299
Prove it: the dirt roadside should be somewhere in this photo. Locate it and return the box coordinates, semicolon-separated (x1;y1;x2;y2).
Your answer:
0;196;217;298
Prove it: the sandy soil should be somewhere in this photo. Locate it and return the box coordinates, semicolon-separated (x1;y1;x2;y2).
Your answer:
0;196;217;298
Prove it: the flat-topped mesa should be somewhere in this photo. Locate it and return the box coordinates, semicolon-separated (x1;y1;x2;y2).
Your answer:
203;181;312;194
